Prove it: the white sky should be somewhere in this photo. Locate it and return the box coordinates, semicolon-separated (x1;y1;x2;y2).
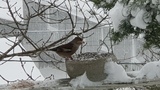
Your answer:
0;0;44;84
0;0;23;20
0;37;44;85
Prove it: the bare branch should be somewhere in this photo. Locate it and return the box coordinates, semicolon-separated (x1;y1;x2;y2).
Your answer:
19;58;35;81
0;75;17;84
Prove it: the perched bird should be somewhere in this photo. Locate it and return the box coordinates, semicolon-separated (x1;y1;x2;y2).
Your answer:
49;37;84;60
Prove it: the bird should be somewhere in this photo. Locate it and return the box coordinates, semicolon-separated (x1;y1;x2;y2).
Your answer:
49;37;84;60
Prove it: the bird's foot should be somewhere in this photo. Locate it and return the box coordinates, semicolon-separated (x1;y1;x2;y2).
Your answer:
65;58;73;61
65;58;69;61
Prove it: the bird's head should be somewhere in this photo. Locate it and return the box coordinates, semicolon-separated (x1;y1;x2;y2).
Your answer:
72;37;84;45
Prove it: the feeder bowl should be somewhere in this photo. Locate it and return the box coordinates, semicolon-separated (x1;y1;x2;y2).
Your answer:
65;52;117;82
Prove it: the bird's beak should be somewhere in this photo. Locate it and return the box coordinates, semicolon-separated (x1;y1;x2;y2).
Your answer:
81;41;85;44
77;40;85;44
82;39;86;44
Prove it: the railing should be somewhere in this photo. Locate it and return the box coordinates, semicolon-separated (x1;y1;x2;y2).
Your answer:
118;63;145;71
2;59;145;72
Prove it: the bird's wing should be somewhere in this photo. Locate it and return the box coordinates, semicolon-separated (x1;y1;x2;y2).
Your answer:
55;43;74;53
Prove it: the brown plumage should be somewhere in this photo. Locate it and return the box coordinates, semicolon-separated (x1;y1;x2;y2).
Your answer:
49;37;84;60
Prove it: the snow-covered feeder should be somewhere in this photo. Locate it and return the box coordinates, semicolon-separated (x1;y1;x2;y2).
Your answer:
65;52;117;82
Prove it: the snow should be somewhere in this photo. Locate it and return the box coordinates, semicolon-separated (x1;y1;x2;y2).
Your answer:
70;72;102;88
109;2;127;31
1;60;160;89
156;15;160;23
104;62;133;83
152;0;160;5
109;1;151;30
108;0;160;84
0;80;59;90
69;61;133;88
136;61;160;80
127;61;160;83
127;70;140;77
130;9;149;29
69;60;160;87
1;0;160;89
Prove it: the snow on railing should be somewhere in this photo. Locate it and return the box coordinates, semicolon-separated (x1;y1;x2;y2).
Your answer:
3;59;144;72
118;63;145;71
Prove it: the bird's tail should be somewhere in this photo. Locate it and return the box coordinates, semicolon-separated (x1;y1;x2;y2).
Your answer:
49;48;57;51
